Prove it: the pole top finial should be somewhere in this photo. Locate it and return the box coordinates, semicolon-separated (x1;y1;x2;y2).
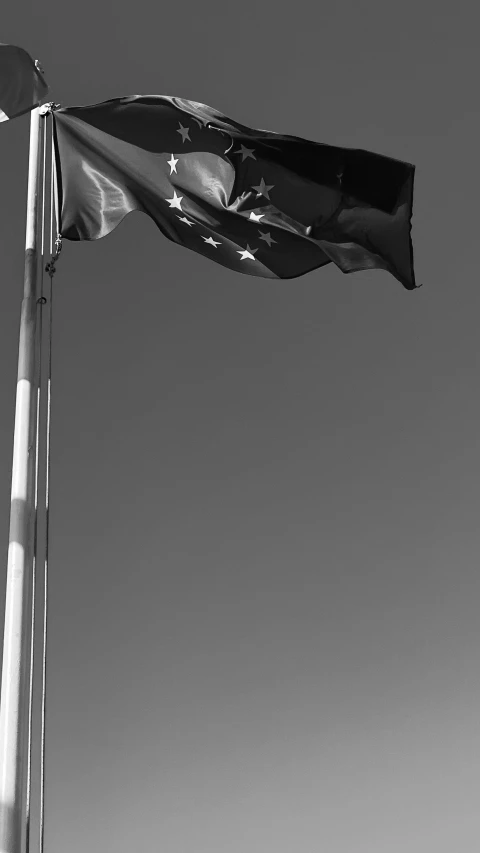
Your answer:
39;102;61;116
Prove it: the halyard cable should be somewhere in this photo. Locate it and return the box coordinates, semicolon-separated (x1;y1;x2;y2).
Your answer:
25;106;48;853
39;110;61;853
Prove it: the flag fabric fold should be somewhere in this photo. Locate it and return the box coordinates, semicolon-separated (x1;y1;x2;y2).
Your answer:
0;44;48;122
53;96;416;288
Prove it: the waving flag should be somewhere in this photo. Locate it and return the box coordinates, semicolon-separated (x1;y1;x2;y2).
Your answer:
0;44;48;122
53;96;416;288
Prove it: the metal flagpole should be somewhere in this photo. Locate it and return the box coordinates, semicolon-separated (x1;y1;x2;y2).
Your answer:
0;105;43;853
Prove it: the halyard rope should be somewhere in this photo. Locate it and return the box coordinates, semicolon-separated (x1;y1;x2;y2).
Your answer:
39;114;60;853
25;106;47;853
24;104;61;853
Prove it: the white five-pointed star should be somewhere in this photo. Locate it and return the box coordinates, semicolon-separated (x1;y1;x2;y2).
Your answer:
177;216;194;226
167;154;179;174
249;211;265;223
177;123;191;143
258;231;278;248
252;178;274;199
237;245;258;261
202;236;221;247
258;230;277;247
165;191;183;210
234;144;256;161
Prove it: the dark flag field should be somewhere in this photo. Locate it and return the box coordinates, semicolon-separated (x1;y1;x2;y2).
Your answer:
53;96;416;289
0;43;48;122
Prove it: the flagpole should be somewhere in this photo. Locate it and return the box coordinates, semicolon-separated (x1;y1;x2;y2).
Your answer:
0;105;43;853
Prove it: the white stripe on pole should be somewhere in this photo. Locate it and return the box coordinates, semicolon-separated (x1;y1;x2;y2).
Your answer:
10;382;31;501
0;106;42;853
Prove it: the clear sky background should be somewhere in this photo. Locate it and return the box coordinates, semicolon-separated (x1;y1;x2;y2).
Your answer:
1;3;479;852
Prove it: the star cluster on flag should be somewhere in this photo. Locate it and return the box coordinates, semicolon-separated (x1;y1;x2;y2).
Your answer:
160;118;287;270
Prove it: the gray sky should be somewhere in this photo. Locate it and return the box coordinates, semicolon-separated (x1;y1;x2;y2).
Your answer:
1;2;479;852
